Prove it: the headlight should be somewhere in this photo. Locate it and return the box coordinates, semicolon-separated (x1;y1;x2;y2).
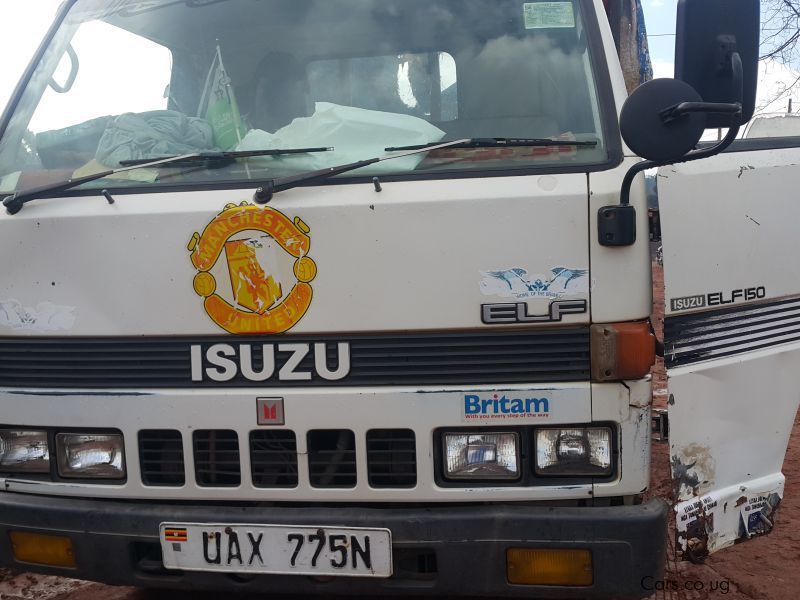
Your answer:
535;427;612;476
56;433;125;479
0;430;50;473
443;432;520;480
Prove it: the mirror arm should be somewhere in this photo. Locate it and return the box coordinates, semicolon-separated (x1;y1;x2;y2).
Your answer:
601;112;741;247
660;101;742;125
620;112;742;207
600;51;745;247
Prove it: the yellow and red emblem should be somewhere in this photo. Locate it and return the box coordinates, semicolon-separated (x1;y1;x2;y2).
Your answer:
188;202;317;334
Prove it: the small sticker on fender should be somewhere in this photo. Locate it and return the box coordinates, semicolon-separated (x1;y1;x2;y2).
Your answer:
0;300;76;331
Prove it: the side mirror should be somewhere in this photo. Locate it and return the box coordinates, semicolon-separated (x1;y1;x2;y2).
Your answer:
620;78;707;163
675;0;760;128
601;0;760;247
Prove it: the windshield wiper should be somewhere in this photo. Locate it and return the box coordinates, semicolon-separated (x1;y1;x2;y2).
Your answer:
2;147;332;215
251;138;472;204
384;138;599;152
118;146;333;167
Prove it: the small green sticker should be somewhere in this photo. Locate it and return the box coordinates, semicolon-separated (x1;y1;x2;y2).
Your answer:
523;2;576;29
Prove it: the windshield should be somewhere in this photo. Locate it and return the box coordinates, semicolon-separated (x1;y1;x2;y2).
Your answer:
0;0;613;195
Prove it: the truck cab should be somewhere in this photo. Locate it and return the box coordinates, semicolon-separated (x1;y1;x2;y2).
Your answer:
0;0;794;597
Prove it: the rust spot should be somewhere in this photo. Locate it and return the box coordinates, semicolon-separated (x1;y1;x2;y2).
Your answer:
736;495;748;507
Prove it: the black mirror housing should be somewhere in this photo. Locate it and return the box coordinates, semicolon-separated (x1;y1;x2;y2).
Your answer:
675;0;760;127
620;79;707;163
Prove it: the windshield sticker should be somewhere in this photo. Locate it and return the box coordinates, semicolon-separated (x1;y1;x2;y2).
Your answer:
480;267;588;300
0;300;76;332
188;203;317;334
523;2;576;29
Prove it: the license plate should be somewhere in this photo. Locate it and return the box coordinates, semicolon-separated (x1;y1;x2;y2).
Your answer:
159;523;392;578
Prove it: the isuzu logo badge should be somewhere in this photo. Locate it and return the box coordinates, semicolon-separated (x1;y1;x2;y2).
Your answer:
257;397;285;425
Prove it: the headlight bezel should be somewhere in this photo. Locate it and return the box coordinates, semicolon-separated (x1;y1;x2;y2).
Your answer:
434;424;617;487
442;431;522;482
56;431;127;480
534;426;615;478
0;429;51;474
0;426;126;484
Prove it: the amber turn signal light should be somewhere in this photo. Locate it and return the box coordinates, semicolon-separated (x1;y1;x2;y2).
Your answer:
10;531;76;568
506;548;593;586
591;321;655;381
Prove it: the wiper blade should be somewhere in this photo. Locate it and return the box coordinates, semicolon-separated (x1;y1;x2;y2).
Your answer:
384;138;598;152
118;146;333;167
253;138;472;204
3;152;210;215
3;147;336;214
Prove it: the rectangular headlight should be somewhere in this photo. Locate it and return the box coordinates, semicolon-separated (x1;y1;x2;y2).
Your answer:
535;427;612;476
444;432;519;481
56;433;125;479
0;430;50;473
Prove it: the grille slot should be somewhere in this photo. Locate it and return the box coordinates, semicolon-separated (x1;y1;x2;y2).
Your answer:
308;430;357;488
250;430;298;488
193;430;241;487
139;430;185;486
367;429;417;488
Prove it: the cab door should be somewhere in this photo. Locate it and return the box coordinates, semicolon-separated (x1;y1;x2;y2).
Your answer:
658;138;800;560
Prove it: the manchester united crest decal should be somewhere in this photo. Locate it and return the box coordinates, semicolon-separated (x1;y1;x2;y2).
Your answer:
188;203;317;334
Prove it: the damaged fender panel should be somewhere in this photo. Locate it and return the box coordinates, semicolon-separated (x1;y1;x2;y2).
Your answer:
675;477;783;561
667;347;800;560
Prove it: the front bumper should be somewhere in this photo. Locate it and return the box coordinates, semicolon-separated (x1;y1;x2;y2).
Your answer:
0;492;667;598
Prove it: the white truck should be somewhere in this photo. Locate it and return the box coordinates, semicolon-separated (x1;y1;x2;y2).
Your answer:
0;0;795;597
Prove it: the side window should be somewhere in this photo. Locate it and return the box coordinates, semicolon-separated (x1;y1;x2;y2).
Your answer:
307;52;458;122
29;20;172;134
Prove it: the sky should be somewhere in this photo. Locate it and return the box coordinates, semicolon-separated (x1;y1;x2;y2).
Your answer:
640;0;800;116
0;0;798;125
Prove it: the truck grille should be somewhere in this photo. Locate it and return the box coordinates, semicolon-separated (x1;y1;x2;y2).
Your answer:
307;430;358;488
0;329;590;388
193;430;241;487
250;430;298;488
139;429;417;490
367;429;417;488
138;430;185;487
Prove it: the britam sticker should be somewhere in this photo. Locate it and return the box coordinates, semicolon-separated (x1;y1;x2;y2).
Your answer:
462;392;551;422
480;267;588;301
188;203;317;334
523;2;576;29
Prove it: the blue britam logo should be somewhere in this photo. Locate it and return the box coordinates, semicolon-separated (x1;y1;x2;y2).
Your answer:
463;393;550;421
